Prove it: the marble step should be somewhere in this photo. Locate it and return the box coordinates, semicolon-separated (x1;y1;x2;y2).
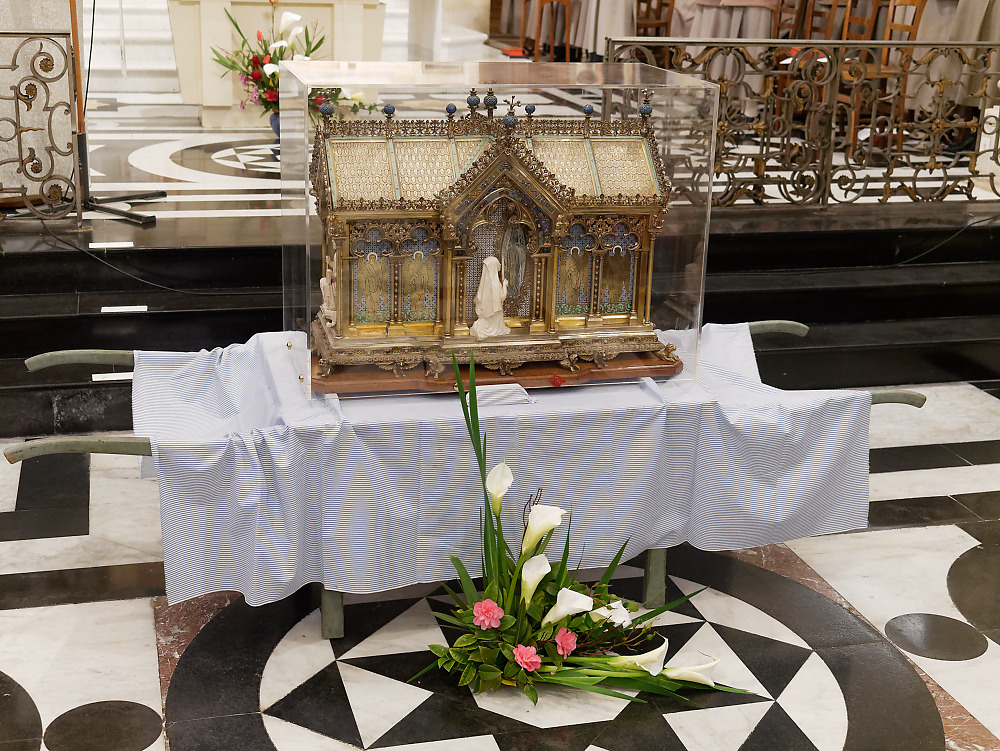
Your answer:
703;261;1000;325
753;315;1000;388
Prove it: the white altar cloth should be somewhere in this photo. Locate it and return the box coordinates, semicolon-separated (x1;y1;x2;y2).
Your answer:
133;324;870;606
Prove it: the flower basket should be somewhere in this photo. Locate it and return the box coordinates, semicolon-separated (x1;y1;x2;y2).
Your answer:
415;355;753;706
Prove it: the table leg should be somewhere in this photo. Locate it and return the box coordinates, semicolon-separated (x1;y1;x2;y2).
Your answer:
321;588;345;639
643;548;667;607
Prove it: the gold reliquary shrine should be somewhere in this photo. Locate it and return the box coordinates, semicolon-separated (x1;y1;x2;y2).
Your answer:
309;89;680;381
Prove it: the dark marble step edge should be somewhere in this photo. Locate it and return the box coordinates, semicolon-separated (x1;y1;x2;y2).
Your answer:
751;315;1000;351
0;288;282;321
704;261;1000;294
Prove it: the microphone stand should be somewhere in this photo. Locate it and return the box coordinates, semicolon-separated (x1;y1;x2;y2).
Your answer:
69;0;166;227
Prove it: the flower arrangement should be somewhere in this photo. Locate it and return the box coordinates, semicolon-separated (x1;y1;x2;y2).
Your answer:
210;4;324;114
308;87;377;125
415;356;750;705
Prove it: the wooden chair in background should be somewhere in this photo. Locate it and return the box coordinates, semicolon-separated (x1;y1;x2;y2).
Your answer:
772;0;807;39
841;0;886;40
520;0;572;61
838;0;927;153
635;0;674;66
802;0;849;39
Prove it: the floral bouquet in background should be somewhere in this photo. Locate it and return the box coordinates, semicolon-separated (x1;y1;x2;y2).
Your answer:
415;355;750;705
308;87;377;125
211;4;324;114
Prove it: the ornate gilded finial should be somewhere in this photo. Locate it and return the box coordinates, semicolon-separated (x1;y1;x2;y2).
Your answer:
484;88;498;119
501;96;521;130
582;103;594;136
383;103;396;120
638;89;653;125
524;103;535;137
467;88;480;116
318;102;335;118
445;102;457;120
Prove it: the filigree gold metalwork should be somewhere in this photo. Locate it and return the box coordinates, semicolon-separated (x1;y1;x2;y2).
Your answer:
0;33;79;220
309;93;676;377
606;37;1000;205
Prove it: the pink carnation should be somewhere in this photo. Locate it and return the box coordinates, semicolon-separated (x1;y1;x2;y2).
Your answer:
554;627;577;658
513;644;541;672
472;598;503;630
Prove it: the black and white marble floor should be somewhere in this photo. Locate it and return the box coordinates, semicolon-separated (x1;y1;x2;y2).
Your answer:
2;381;1000;751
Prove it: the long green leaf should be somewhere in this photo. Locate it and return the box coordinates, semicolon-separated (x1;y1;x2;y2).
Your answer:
632;588;706;625
430;610;468;628
440;581;466;608
407;660;439;683
224;8;248;43
557;515;572;589
598;538;630;587
450;555;479;606
537;675;644;702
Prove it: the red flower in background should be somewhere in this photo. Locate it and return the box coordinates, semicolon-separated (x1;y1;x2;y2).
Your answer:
263;54;271;64
256;30;263;41
314;95;325;105
251;69;262;81
251;54;261;67
264;90;278;102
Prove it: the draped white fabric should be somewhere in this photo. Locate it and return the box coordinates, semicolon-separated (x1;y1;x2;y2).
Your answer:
133;324;870;606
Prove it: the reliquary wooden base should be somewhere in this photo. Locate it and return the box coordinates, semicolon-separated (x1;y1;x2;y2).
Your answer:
310;320;681;393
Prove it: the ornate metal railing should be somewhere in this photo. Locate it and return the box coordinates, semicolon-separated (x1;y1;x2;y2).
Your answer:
0;32;79;220
606;38;1000;206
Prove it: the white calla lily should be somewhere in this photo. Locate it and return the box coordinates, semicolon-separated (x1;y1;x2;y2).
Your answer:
607;638;668;676
278;11;302;34
589;600;632;628
520;554;550;604
485;462;513;515
289;26;305;44
521;504;567;554
262;63;279;77
541;587;593;626
661;656;720;686
268;40;289;52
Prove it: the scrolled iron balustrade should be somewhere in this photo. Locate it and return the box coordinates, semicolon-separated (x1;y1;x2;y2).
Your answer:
0;31;79;220
605;38;1000;206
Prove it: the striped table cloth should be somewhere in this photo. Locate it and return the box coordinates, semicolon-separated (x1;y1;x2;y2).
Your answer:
133;324;870;606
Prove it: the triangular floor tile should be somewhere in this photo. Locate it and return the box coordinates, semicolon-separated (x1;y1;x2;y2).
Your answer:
590;700;685;751
262;714;363;750
473;682;635;729
609;573;702;620
340;600;446;660
333;598;424;658
739;703;820;751
494;723;607;751
776;653;848;751
670;576;810;648
652;622;707;664
338;650;471;702
380;737;500;751
711;624;812;699
265;663;363;747
663;700;772;751
338;662;432;748
261;609;336;709
665;623;772;700
370;693;531;749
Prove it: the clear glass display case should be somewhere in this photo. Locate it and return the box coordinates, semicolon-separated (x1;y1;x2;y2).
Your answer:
279;61;717;393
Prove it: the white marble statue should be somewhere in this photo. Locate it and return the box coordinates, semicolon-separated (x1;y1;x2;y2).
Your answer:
471;256;510;340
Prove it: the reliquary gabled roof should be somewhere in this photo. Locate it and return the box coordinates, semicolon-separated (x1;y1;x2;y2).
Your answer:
309;94;671;216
